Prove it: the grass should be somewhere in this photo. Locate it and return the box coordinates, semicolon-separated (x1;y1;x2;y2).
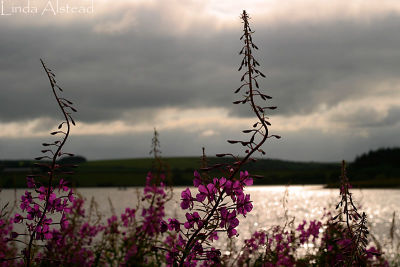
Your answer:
0;157;341;187
2;156;399;188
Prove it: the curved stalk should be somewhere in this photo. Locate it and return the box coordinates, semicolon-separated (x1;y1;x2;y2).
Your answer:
177;10;277;266
25;59;74;267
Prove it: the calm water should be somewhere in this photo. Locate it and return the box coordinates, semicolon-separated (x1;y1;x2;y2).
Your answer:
1;186;399;258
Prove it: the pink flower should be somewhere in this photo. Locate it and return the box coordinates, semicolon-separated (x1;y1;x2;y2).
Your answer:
59;179;69;191
196;183;216;202
60;214;69;230
38;186;47;200
227;227;237;238
180;188;193;210
160;220;168;233
184;212;203;229
168;218;181;232
237;194;253;216
13;213;23;223
193;171;202;187
26;177;35;188
68;189;74;202
27;204;41;220
208;231;219;241
20;191;32;211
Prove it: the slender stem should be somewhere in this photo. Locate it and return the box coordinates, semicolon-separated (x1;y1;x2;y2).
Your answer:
26;60;71;267
177;11;270;266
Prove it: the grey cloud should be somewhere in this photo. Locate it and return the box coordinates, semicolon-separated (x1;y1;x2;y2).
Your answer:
359;106;400;128
258;15;400;116
329;105;400;129
380;107;400;127
1;8;400;128
0;17;238;123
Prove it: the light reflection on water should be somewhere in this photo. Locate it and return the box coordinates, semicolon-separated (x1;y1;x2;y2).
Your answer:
1;186;399;259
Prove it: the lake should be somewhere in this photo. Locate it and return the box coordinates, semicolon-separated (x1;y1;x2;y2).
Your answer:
1;185;399;259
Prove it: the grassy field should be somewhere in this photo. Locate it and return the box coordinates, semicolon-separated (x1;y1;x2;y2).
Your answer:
0;157;340;188
1;155;399;188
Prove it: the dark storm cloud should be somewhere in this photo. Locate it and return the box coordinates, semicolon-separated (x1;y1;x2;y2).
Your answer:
0;16;238;123
338;106;400;128
257;15;400;117
1;8;400;125
378;107;400;127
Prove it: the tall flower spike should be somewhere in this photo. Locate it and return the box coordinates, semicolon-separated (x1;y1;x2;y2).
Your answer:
175;11;278;266
20;59;77;267
149;128;173;192
205;10;280;177
332;161;372;266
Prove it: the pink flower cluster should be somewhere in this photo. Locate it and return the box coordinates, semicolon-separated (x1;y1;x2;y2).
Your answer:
162;170;254;265
0;217;20;267
33;172;169;266
115;172;169;265
12;178;74;242
36;197;104;266
296;220;322;244
238;222;320;266
2;168;391;267
140;173;166;237
237;215;390;267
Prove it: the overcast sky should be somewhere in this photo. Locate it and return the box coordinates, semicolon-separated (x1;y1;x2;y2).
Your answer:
1;0;400;162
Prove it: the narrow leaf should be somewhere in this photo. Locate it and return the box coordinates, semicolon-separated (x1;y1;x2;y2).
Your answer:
262;94;272;99
70;117;76;126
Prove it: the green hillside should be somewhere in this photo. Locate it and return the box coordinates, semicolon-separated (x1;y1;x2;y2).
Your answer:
0;157;340;188
1;148;399;188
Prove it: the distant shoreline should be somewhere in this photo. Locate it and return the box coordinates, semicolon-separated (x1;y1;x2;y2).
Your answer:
1;156;399;189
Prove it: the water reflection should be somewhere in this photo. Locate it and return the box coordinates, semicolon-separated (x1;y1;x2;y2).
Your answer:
1;186;399;259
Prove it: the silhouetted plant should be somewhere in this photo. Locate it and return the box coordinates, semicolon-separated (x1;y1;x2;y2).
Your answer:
199;147;211;183
331;161;377;266
159;10;280;266
150;128;161;160
208;10;280;175
10;59;77;267
149;128;171;185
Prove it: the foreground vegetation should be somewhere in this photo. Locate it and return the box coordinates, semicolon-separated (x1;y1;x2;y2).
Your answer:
0;10;398;266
